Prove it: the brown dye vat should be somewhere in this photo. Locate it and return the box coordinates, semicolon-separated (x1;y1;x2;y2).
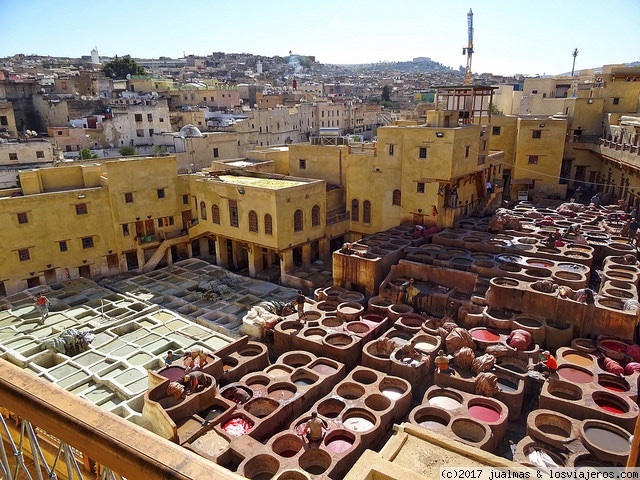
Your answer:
450;418;488;443
303;328;326;341
534;413;573;439
414;407;451;431
336;382;365;400
272;434;303;458
352;369;378;385
317;398;345;418
525;268;551;278
267;383;297;401
281;352;313;367
365;393;392;411
239;344;264;357
309;361;338;376
222;357;239;372
159;365;184;382
245;374;271;390
266;365;293;380
345;322;370;334
321;317;343;328
547;381;583;401
491;277;519;287
243;454;279;480
557;366;593;384
298;449;331;475
562;352;594;368
280;321;303;334
324;333;354;346
497;359;527;374
245;397;280;418
604;288;635;299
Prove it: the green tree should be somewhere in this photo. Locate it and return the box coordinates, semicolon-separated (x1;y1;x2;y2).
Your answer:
119;146;137;156
381;85;391;102
79;148;98;160
152;145;167;155
490;104;503;116
102;55;146;79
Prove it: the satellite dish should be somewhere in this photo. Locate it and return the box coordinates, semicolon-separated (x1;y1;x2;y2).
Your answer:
126;74;131;80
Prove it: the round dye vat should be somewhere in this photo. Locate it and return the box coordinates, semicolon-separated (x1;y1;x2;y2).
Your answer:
415;341;437;353
381;387;404;400
311;363;337;375
564;353;594;367
595;398;625;415
470;329;500;342
279;450;297;458
584;427;630;454
419;417;447;431
599;339;627;353
497;378;518;393
428;396;462;410
599;379;626;392
294;378;315;387
557;367;593;384
159;366;184;382
326;436;354;453
223;417;253;436
343;416;375;432
468;404;501;423
270;388;296;401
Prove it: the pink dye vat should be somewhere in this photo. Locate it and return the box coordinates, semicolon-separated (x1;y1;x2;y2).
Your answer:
469;404;501;423
311;363;337;375
223;417;253;436
470;329;500;342
557;367;593;383
600;340;627;353
269;389;295;401
428;396;462;410
343;417;375;432
326;436;354;453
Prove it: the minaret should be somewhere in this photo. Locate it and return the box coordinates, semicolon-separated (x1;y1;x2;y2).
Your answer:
91;47;100;65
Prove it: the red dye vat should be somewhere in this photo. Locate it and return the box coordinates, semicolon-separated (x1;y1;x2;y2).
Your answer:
223;417;253;436
468;404;500;423
600;382;625;393
326;436;353;453
557;367;593;384
159;366;184;383
595;399;625;415
600;340;627;353
470;329;500;342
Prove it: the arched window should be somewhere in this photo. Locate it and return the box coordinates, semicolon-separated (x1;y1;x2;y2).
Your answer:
311;204;320;227
293;209;303;232
392;189;401;206
264;214;273;235
211;204;220;224
351;199;359;222
363;200;372;224
200;201;207;220
248;210;258;232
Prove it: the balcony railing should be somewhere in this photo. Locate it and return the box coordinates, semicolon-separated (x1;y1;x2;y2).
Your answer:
326;211;349;226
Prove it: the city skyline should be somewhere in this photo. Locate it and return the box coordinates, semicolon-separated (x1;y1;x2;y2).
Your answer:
0;0;639;76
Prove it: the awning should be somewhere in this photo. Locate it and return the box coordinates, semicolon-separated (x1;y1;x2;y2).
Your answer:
513;178;534;185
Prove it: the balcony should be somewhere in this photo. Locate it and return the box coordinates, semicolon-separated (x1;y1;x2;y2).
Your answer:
136;234;160;245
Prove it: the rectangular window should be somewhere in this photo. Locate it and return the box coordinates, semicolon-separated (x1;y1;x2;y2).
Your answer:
66;145;72;152
613;97;620;105
0;116;7;126
159;117;164;122
18;249;30;261
147;113;153;122
477;155;486;165
388;144;394;155
136;129;144;137
134;114;143;122
9;153;17;161
419;147;427;159
532;130;542;139
417;182;425;193
59;240;68;252
299;159;307;169
124;192;133;203
36;151;45;158
82;236;94;249
148;128;154;136
465;146;470;158
182;194;189;205
17;212;28;224
57;130;63;135
122;224;129;236
157;188;165;199
213;147;219;158
492;126;501;135
75;203;88;215
528;155;539;164
229;199;239;227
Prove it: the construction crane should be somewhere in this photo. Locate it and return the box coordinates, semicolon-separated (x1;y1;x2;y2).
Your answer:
462;8;474;85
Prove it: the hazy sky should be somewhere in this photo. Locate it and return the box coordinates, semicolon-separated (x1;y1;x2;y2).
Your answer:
1;0;638;76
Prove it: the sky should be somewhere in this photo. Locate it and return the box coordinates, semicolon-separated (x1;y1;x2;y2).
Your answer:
0;0;639;77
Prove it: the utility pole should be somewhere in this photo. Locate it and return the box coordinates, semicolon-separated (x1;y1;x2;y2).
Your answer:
571;48;579;76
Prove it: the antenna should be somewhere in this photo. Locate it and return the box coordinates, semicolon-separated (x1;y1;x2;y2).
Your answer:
571;48;579;76
462;8;474;85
